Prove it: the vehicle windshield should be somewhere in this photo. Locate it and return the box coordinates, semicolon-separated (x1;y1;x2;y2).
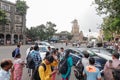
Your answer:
91;48;113;55
39;47;48;52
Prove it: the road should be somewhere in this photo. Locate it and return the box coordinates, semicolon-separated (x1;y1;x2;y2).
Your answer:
0;43;77;80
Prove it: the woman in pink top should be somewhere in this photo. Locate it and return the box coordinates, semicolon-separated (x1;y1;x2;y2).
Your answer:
104;53;120;80
13;54;25;80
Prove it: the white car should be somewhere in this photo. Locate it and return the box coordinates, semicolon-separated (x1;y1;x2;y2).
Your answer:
35;41;51;46
26;45;55;60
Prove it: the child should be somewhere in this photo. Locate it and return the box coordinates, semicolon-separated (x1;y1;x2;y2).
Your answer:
13;53;25;80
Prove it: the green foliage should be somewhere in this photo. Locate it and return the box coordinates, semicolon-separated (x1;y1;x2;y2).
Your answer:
95;0;120;16
46;22;57;40
0;10;7;25
26;22;57;41
67;34;73;40
16;0;28;15
94;0;120;40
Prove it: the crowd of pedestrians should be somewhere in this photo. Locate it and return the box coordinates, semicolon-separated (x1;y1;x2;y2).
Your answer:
0;43;120;80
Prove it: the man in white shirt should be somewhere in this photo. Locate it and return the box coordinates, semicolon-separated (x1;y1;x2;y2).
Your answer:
60;47;65;61
0;59;13;80
82;50;89;67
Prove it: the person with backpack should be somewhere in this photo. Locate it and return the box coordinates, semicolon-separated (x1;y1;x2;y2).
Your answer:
12;44;21;58
60;50;73;80
83;57;101;80
27;45;42;80
103;53;120;80
38;54;58;80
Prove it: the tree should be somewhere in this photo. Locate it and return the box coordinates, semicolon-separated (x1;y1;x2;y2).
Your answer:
67;34;73;40
26;27;38;41
36;24;46;40
94;0;120;40
25;21;57;41
94;0;120;17
16;0;28;15
46;21;57;40
0;10;7;25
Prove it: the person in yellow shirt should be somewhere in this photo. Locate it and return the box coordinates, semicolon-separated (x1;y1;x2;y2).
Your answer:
38;53;58;80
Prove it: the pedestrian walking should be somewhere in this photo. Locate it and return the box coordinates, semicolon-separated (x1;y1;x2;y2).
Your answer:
38;54;58;80
83;57;101;80
14;44;21;58
27;45;42;80
48;46;52;53
82;50;89;67
59;47;65;61
0;59;14;80
56;48;61;61
13;53;25;80
103;53;120;80
51;50;59;80
61;50;73;80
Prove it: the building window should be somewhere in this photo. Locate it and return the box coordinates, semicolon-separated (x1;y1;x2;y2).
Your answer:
1;2;10;11
5;24;10;32
15;24;22;33
15;15;22;23
6;13;11;22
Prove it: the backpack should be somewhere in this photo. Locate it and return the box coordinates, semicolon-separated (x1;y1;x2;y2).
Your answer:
26;51;35;69
58;57;68;74
33;63;46;80
12;49;16;57
74;59;84;79
112;64;120;80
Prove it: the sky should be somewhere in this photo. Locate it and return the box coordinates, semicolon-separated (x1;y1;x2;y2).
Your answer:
9;0;103;37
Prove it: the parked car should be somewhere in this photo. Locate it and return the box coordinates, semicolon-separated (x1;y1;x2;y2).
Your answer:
65;48;84;57
35;41;51;46
64;49;82;66
72;43;77;46
65;48;107;70
68;47;108;71
90;47;115;56
26;45;55;60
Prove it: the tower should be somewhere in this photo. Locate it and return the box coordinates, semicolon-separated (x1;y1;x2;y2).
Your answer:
71;19;79;34
71;19;83;42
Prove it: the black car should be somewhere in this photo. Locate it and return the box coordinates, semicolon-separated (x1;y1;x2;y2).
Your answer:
69;53;81;66
66;48;107;71
64;49;82;66
65;48;84;57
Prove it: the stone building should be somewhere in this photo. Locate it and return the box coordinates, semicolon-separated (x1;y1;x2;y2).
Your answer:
0;0;27;45
71;19;83;42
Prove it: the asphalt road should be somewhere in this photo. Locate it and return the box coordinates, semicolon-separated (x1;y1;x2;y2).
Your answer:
0;43;77;80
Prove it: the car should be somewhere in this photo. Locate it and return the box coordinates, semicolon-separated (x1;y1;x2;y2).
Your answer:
26;45;55;60
69;47;108;71
90;47;115;56
35;41;51;46
64;49;82;66
65;48;84;58
65;48;107;69
70;53;81;66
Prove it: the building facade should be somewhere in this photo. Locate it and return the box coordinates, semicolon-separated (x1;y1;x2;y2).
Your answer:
0;0;26;45
71;19;83;42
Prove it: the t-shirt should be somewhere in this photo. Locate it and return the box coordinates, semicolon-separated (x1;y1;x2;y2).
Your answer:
82;58;89;67
83;65;101;80
0;69;10;80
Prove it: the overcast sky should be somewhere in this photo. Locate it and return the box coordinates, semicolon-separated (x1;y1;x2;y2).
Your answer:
10;0;103;37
